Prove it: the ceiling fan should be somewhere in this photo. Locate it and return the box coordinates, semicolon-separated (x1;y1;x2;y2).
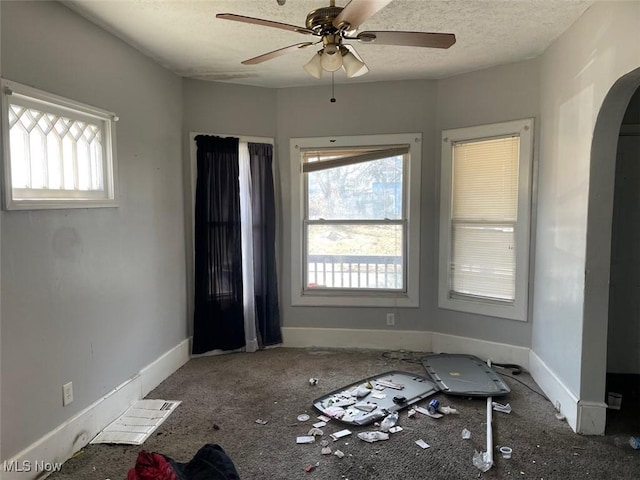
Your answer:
216;0;456;79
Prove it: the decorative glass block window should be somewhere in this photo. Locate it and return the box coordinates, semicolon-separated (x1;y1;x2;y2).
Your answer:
1;79;118;210
439;119;534;321
290;133;422;308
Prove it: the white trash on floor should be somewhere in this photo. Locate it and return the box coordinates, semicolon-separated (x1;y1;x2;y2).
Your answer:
91;399;181;445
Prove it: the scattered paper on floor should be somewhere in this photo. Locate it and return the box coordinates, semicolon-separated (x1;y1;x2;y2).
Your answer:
90;399;181;445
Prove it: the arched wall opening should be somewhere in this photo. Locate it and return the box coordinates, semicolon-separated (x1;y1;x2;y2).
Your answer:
583;66;640;434
604;85;640;434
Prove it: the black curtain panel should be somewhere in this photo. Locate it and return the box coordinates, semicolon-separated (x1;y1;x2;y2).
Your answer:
192;135;245;354
248;143;282;347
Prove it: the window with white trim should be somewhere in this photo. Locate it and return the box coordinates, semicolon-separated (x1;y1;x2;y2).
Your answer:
1;79;117;210
439;119;533;321
291;133;421;307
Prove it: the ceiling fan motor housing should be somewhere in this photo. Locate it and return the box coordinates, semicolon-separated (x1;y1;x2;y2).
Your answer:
217;1;457;77
305;6;343;34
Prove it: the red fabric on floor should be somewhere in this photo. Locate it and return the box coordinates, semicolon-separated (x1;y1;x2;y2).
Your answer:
127;451;178;480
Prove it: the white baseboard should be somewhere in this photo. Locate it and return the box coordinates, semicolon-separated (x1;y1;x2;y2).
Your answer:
523;351;607;435
139;339;191;397
281;327;530;369
282;327;432;351
529;349;580;432
2;338;190;480
577;400;607;435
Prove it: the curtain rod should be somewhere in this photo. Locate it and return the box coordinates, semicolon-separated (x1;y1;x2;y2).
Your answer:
189;131;274;145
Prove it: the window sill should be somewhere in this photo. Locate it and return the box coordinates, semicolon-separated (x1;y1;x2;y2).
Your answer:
438;295;527;321
5;198;118;211
292;291;419;308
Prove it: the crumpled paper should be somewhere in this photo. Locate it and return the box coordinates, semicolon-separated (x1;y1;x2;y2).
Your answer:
357;431;390;443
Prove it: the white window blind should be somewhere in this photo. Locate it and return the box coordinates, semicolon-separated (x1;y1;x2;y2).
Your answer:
450;136;520;302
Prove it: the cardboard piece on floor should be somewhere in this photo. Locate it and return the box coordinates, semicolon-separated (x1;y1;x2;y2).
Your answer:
90;399;181;445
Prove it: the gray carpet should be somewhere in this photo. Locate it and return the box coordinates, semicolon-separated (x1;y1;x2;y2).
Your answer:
48;348;640;479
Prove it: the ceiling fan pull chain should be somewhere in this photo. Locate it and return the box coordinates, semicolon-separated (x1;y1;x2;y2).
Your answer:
330;72;336;103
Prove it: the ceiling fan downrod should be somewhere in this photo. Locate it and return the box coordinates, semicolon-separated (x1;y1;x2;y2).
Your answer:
217;0;457;80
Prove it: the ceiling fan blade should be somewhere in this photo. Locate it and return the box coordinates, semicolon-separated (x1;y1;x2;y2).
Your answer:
216;13;314;35
332;0;392;31
354;31;456;48
241;42;315;65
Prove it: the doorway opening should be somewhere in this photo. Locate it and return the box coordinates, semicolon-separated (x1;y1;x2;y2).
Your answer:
606;85;640;435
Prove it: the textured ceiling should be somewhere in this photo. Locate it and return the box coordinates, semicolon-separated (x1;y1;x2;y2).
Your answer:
63;0;594;88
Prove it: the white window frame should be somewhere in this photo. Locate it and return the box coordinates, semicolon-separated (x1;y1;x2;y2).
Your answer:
438;119;533;321
1;79;118;210
291;133;421;308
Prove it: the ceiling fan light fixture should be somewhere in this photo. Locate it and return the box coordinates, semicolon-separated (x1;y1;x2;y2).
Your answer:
221;2;458;83
303;51;324;79
320;44;343;72
342;50;368;78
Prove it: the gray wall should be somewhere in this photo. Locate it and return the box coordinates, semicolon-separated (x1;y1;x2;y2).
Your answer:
181;72;540;348
4;0;637;459
434;59;539;346
274;68;539;346
1;1;187;459
276;80;438;335
0;0;3;462
183;79;278;138
534;1;640;401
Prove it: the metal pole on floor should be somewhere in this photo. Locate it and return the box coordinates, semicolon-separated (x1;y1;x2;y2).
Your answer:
486;395;494;469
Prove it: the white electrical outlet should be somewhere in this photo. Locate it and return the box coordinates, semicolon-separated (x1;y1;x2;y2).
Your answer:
386;313;395;326
63;382;73;406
